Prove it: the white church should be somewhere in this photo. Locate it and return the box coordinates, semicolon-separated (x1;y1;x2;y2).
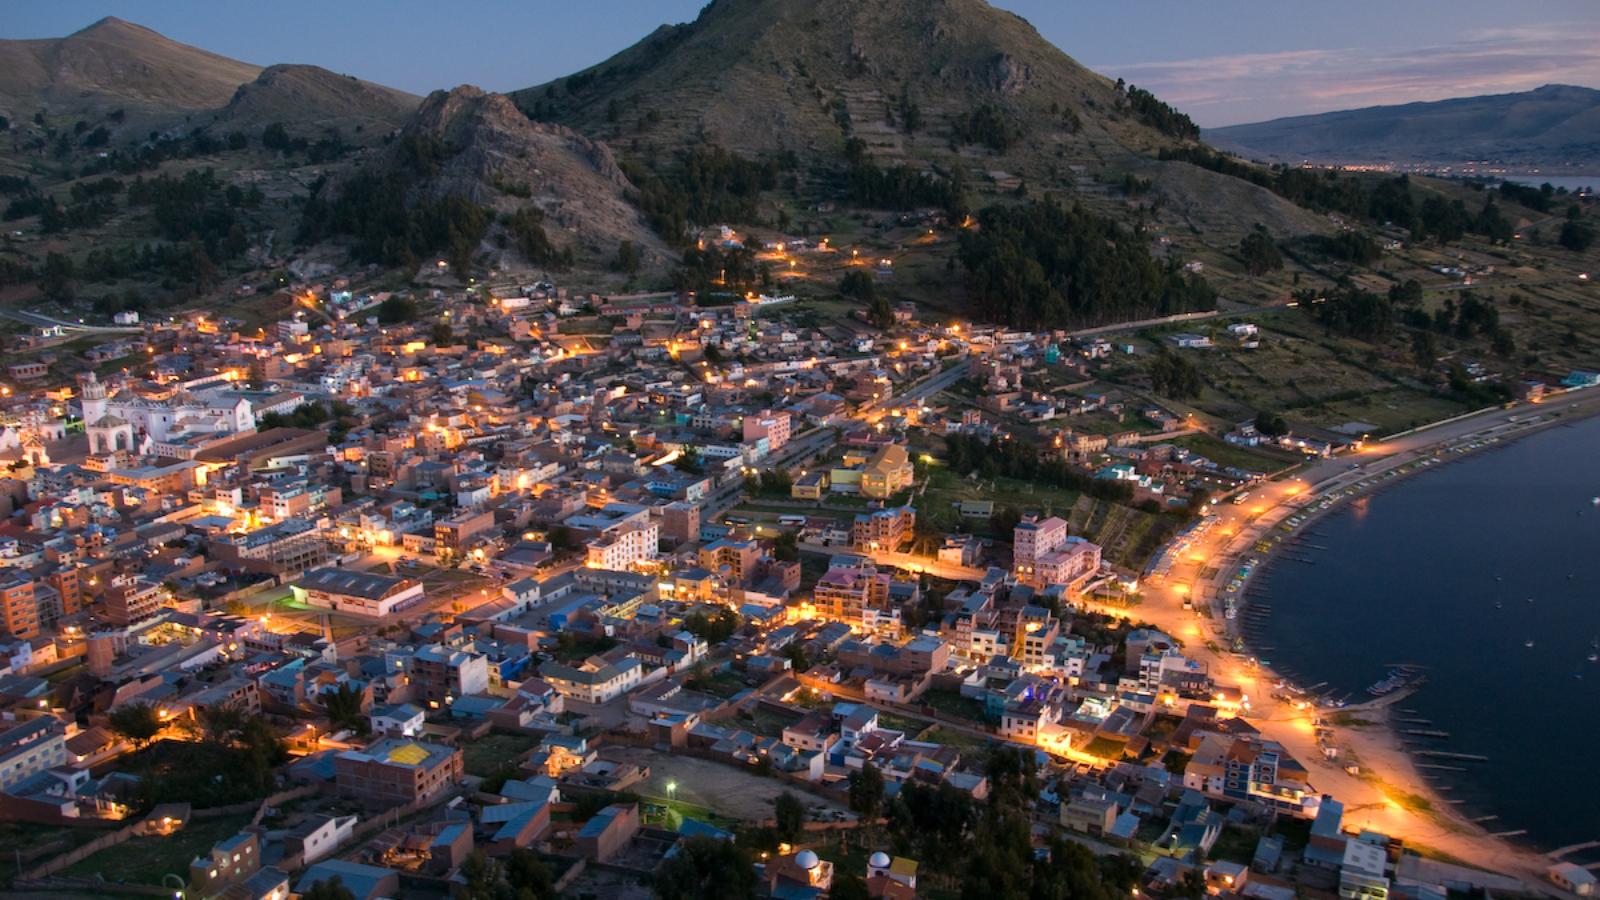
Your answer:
79;372;258;456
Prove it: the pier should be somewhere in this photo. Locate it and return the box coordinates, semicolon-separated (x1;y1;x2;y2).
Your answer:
1414;750;1489;762
1548;840;1600;858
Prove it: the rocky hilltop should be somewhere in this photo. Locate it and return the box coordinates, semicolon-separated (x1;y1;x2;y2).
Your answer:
402;86;663;259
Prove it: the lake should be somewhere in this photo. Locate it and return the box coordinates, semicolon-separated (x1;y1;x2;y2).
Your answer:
1500;174;1596;194
1251;413;1600;852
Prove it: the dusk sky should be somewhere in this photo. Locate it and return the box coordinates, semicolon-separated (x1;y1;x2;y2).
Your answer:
5;0;1599;128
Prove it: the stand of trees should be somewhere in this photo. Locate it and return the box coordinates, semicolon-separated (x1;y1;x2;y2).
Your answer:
1121;83;1200;140
958;197;1216;330
622;145;792;246
298;171;490;279
943;433;1135;503
950;105;1020;152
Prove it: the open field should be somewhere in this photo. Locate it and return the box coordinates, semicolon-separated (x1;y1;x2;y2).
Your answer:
60;813;255;886
599;745;849;823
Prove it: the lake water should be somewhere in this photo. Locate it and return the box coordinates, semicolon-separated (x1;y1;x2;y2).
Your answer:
1500;175;1596;194
1251;413;1600;852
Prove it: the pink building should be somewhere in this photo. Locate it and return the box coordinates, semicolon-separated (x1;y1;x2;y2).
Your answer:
744;409;792;452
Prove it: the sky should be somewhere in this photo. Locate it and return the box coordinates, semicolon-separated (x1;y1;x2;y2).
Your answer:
5;0;1599;128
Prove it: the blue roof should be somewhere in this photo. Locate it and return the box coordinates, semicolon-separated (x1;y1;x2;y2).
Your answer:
294;860;394;899
677;818;732;841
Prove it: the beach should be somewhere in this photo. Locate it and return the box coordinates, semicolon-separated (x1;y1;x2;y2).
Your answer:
1109;384;1600;882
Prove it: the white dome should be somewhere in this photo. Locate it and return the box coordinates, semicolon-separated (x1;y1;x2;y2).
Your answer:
870;852;891;869
796;850;820;870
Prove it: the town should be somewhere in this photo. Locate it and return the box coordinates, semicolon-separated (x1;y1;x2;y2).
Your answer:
0;244;1595;900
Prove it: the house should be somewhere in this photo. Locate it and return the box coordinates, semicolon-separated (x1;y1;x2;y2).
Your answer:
1550;863;1597;896
1061;794;1118;835
285;814;358;865
1167;333;1212;349
574;803;640;863
188;831;261;896
370;703;425;737
540;657;643;704
294;861;398;900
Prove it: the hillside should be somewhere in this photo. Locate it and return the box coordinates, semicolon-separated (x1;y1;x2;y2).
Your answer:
0;17;262;127
359;86;665;265
207;64;420;134
1207;84;1600;173
510;0;1187;172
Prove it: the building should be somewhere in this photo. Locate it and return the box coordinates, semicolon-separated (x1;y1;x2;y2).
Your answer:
540;657;643;704
662;502;700;544
294;861;399;900
411;645;490;708
286;814;359;865
813;566;890;625
334;738;463;804
743;410;792;452
1184;735;1321;818
574;803;640;863
434;510;497;557
0;576;39;639
585;521;659;571
859;444;914;499
188;832;261;897
102;578;167;627
1550;863;1598;896
0;718;67;792
1013;514;1100;588
852;507;915;554
292;568;425;618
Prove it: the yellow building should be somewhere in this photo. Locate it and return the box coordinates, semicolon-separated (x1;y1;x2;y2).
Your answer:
860;444;914;499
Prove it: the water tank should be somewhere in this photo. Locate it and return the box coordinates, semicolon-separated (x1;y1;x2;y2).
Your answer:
796;850;820;870
870;852;891;869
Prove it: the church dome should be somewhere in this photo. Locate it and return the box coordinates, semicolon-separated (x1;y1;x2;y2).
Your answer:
796;850;820;870
870;852;891;869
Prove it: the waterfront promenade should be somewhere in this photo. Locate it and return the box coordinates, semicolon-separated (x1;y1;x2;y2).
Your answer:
1079;383;1600;887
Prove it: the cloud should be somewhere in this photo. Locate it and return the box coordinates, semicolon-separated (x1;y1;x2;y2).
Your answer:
1104;23;1600;127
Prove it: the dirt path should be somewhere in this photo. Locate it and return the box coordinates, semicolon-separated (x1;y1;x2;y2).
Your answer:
599;745;850;824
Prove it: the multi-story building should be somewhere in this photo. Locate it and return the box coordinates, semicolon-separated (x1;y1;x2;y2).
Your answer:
0;575;39;639
743;409;792;452
0;718;67;791
813;566;890;625
410;645;490;708
1014;514;1100;588
540;657;643;704
852;506;915;553
661;502;700;545
189;832;261;897
1013;514;1068;581
433;510;497;556
698;538;762;584
335;738;463;804
859;444;914;499
585;521;659;571
1184;735;1322;818
103;577;167;627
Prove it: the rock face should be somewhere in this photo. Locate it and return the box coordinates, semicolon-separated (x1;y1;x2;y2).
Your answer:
403;86;662;259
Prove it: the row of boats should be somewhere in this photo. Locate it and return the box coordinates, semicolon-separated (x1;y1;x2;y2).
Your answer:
1367;666;1423;696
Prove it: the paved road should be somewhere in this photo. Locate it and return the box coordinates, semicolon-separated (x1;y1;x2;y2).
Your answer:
0;309;143;334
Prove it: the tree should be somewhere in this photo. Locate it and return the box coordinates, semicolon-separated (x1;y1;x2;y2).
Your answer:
830;869;872;900
432;321;454;346
108;701;162;749
1148;347;1204;400
848;761;886;825
1238;229;1283;276
39;251;75;303
991;506;1022;539
1559;218;1596;252
774;791;805;843
616;239;642;274
324;683;369;734
654;834;758;900
1255;412;1289;437
198;702;246;746
772;529;799;562
780;643;811;673
1410;330;1438;372
376;295;418;323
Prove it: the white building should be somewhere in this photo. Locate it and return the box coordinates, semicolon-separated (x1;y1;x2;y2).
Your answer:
292;569;426;618
585;521;659;572
540;657;643;704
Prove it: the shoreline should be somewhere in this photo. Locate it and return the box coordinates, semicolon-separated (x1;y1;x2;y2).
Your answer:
1200;393;1600;873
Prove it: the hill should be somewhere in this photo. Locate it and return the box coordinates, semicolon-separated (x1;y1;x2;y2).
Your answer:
1207;84;1600;173
0;17;262;127
510;0;1192;171
207;63;420;133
